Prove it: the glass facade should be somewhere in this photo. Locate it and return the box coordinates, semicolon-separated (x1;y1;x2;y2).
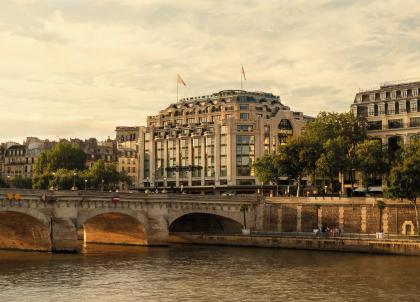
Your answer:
236;135;254;176
155;141;164;178
167;140;176;178
192;138;202;178
205;136;215;177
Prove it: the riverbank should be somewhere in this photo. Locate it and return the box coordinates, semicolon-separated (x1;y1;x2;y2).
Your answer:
169;233;420;255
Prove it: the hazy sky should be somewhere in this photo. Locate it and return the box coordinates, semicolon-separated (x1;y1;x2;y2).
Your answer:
1;0;420;142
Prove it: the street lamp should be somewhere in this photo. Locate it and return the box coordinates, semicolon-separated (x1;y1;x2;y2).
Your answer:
84;179;87;191
71;172;77;191
101;179;104;191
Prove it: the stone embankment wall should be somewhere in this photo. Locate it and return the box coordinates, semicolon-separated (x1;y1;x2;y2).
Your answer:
170;233;420;256
261;197;418;235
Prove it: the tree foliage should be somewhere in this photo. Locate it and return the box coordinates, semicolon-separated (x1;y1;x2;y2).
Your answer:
354;139;389;189
34;141;86;174
9;176;33;189
386;142;420;202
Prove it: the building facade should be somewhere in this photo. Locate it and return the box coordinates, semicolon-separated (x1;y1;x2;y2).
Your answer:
115;126;140;188
351;81;420;147
135;90;309;194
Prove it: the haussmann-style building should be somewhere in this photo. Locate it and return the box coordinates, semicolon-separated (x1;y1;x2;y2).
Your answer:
351;81;420;148
130;89;311;195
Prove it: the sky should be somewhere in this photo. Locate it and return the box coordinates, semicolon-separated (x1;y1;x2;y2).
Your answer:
1;0;420;142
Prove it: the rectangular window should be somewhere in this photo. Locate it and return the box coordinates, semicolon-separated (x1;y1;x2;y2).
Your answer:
368;106;375;116
237;125;253;131
399;101;406;113
410;100;417;113
388;119;403;129
367;121;382;130
388;102;395;115
410;117;420;127
236;135;255;176
192;138;202;177
220;133;227;177
166;140;177;178
205;136;215;177
239;104;249;110
240;113;249;120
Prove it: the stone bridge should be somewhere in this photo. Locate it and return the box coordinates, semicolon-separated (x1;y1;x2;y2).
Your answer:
0;189;262;252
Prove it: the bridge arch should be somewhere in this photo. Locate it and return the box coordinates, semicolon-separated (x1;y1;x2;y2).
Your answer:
79;209;148;246
0;210;52;251
169;212;243;233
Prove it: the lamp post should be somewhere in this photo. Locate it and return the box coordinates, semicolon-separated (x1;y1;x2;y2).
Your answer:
51;172;56;190
84;179;87;191
72;172;77;191
145;177;150;194
101;179;104;191
162;177;168;194
7;175;10;188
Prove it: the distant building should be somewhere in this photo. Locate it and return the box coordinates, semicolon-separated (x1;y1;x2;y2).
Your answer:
134;89;310;194
351;81;420;148
115;126;140;189
70;137;117;168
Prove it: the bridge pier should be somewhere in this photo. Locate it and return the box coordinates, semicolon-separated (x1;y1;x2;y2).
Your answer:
51;218;80;253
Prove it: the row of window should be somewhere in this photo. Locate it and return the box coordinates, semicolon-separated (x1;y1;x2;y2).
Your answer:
357;88;420;103
367;117;420;130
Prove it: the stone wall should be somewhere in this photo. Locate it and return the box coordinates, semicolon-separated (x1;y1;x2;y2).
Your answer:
264;198;419;235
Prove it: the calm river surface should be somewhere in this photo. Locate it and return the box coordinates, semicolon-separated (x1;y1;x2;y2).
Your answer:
0;244;419;301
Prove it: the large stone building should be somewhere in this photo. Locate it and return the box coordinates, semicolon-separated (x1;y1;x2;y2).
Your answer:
351;81;420;147
133;90;310;194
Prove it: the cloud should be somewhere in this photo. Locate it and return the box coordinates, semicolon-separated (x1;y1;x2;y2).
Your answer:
1;0;420;142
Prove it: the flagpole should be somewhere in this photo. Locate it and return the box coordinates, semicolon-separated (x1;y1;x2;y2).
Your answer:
241;69;243;90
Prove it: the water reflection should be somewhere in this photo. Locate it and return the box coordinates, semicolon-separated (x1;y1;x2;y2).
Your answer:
0;244;419;301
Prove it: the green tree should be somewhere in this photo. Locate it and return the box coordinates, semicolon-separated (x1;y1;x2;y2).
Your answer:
87;160;131;190
253;153;283;196
34;141;86;174
33;172;53;190
0;177;10;188
316;136;347;193
354;139;389;192
9;176;33;189
277;136;319;196
386;142;420;233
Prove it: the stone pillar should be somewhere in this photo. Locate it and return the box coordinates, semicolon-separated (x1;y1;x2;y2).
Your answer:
51;218;80;253
383;208;389;233
361;206;367;233
339;206;344;232
318;207;323;229
296;205;302;232
277;206;282;232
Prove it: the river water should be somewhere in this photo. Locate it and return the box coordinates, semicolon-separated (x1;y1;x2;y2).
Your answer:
0;244;419;302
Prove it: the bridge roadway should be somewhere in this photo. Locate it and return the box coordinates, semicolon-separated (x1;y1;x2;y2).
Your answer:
0;189;262;252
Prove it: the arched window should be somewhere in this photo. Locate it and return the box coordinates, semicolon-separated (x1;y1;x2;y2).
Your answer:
278;119;293;131
278;119;293;145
